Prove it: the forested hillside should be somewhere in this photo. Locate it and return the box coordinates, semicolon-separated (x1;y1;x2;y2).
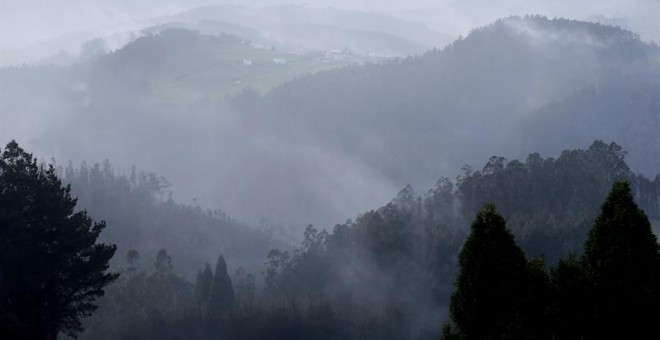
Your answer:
2;140;657;339
235;15;659;184
66;141;658;340
222;15;660;226
3;16;657;230
525;72;660;175
60;161;284;279
3;2;660;339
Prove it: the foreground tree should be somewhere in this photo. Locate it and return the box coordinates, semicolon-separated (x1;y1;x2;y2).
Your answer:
449;204;530;339
0;141;118;339
549;254;591;339
582;181;660;339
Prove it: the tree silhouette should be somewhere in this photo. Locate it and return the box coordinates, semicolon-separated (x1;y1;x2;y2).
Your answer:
195;263;213;317
549;254;591;339
582;181;660;339
209;254;235;316
449;204;529;339
0;140;118;339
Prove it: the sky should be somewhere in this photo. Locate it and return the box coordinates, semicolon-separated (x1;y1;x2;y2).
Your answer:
1;0;658;65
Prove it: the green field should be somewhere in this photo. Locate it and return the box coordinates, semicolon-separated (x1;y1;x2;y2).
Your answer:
146;42;381;104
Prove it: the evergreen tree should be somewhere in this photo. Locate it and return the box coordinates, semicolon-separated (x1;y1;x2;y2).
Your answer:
521;257;551;339
449;204;529;339
0;140;118;339
209;254;235;316
582;181;660;339
549;254;591;339
195;263;213;315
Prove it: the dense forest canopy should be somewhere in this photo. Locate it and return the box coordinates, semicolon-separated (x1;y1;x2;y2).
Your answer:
3;140;651;340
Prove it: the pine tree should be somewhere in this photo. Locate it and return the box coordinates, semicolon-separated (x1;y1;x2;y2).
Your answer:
0;141;118;339
521;257;551;339
582;181;660;339
195;263;213;316
449;204;529;339
208;254;235;316
549;254;591;339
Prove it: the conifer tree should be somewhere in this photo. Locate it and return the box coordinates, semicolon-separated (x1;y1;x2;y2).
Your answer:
195;263;214;316
209;254;235;316
582;181;660;339
549;254;591;339
0;141;117;339
449;204;529;339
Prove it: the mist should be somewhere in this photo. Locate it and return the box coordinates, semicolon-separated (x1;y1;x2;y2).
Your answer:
2;0;658;65
2;1;659;227
1;1;659;339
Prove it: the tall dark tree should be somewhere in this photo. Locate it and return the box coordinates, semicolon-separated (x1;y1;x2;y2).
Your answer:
209;254;235;315
0;140;118;339
195;264;213;304
449;204;529;339
194;263;213;317
521;257;551;339
549;254;591;339
582;181;660;339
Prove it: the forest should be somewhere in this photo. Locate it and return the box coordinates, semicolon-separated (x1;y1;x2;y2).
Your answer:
1;140;658;339
1;3;660;339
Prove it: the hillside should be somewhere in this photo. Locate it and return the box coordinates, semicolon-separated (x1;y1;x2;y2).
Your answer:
168;4;451;56
524;71;660;176
0;4;448;66
74;141;660;340
62;160;285;280
0;27;384;120
224;16;660;226
88;29;381;103
3;16;658;230
4;6;660;339
241;16;655;179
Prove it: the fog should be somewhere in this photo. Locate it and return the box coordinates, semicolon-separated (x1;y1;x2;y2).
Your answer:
2;0;658;65
2;1;659;229
1;2;660;339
